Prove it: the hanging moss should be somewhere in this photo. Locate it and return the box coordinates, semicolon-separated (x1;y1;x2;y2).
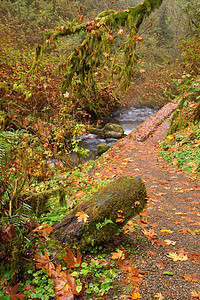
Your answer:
31;0;163;118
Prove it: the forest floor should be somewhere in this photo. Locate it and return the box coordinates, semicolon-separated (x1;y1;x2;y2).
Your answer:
87;102;200;300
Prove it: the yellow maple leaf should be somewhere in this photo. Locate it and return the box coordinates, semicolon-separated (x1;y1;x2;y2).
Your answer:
167;135;173;140
111;249;125;260
154;292;164;300
75;211;89;223
164;239;176;246
167;252;188;262
191;290;200;299
160;229;173;233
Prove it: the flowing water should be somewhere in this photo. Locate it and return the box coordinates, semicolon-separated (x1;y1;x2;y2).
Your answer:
80;105;157;161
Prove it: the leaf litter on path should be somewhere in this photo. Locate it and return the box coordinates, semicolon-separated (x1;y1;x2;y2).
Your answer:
89;102;200;299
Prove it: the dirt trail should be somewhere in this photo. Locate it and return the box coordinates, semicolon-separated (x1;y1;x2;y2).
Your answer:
90;103;200;299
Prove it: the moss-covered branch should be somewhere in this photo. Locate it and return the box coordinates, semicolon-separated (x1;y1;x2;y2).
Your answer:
32;0;164;116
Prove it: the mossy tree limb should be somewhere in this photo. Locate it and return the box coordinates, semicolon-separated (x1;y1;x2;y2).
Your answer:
52;176;147;250
32;0;164;117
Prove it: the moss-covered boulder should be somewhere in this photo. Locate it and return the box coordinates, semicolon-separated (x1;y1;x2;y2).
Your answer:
52;176;147;250
102;123;124;138
97;144;111;155
88;126;102;135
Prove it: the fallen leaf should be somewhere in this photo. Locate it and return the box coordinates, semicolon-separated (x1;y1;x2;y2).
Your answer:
75;211;89;223
154;292;164;299
153;240;168;247
111;249;125;260
116;210;125;223
6;284;26;300
32;224;53;238
191;290;200;299
179;228;188;233
74;191;87;199
118;27;124;35
134;201;140;207
125;291;141;299
139;209;147;217
160;229;173;233
163;271;174;276
156;192;167;196
23;284;35;294
183;274;198;282
166;252;188;262
156;260;167;268
35;251;55;276
187;251;200;262
143;229;157;238
164;239;176;246
62;247;82;268
146;250;156;256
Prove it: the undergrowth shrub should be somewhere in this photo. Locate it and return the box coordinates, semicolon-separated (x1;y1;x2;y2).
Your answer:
160;28;200;177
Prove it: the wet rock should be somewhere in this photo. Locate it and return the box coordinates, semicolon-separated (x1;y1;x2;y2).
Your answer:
88;126;102;135
102;123;124;138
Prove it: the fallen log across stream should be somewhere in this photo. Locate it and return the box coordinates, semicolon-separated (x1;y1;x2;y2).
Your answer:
52;176;147;250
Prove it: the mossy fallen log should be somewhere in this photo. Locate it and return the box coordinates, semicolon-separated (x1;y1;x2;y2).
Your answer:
52;176;147;250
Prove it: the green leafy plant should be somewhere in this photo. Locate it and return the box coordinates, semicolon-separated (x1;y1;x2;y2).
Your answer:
71;258;119;296
160;124;200;176
96;218;114;230
24;269;55;299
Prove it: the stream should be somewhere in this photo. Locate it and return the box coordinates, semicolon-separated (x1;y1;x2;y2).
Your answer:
80;105;158;162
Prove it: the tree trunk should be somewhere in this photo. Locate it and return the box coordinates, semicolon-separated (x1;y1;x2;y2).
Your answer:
52;176;147;250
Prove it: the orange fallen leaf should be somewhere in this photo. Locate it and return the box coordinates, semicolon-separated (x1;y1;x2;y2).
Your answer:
153;240;168;247
183;274;199;282
32;224;53;238
191;290;200;299
146;250;156;256
75;211;89;223
111;249;125;260
156;260;167;268
62;247;82;268
125;291;141;299
139;208;147;217
154;292;164;299
116;210;125;223
74;191;87;199
187;251;200;262
35;251;55;277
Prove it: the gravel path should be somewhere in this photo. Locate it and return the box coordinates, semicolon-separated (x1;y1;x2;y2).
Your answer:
90;102;200;300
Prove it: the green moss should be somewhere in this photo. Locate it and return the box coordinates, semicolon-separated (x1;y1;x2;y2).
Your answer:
23;187;66;217
97;10;115;19
103;123;124;134
53;176;147;250
97;144;111;155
